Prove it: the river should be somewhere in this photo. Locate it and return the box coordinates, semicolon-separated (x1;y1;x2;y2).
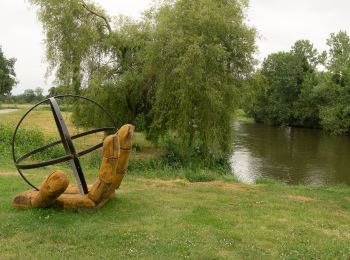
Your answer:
230;120;350;185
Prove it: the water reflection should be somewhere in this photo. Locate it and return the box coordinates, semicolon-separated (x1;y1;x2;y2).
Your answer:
230;121;350;185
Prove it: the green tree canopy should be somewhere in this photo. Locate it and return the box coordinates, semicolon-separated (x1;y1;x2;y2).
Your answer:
244;32;350;135
318;31;350;134
31;0;256;160
244;40;322;127
30;0;112;93
0;46;17;96
146;0;256;159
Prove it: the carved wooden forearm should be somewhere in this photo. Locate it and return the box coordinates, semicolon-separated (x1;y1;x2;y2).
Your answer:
13;124;134;210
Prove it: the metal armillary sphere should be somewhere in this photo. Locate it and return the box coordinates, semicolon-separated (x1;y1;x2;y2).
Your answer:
12;95;117;195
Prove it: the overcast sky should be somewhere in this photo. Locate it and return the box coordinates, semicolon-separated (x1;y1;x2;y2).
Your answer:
0;0;348;95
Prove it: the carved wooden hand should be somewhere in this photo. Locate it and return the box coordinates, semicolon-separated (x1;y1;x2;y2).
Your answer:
13;124;134;209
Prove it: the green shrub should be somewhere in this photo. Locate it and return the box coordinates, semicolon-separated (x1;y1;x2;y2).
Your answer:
160;137;192;167
160;136;232;170
82;150;102;168
121;135;233;182
0;124;65;162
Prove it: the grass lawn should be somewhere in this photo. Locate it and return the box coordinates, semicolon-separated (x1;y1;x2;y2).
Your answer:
1;173;350;259
1;106;350;258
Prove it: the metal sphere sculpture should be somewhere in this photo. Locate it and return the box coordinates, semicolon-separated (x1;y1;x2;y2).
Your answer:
12;95;134;209
12;95;117;194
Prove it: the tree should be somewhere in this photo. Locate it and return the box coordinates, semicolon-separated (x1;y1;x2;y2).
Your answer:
326;31;350;82
0;46;17;96
30;0;112;94
318;31;350;134
146;0;256;159
30;0;154;128
241;70;269;123
48;85;70;96
291;40;324;127
34;87;44;99
31;0;256;160
260;51;303;125
22;89;36;103
76;17;155;130
245;40;322;127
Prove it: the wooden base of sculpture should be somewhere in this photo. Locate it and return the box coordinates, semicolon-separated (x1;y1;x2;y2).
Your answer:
13;124;134;210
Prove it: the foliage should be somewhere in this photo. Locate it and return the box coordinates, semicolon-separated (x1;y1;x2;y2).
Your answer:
126;135;232;183
0;124;64;161
0;46;17;96
244;39;326;129
48;85;71;96
30;0;256;160
72;17;155;130
29;0;111;94
146;0;256;159
244;31;350;135
317;31;350;134
4;87;45;103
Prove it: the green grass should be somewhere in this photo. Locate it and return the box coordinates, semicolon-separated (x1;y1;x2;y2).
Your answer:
234;109;254;123
1;174;350;258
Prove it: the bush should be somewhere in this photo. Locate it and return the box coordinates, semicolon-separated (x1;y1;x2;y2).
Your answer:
125;136;233;182
160;137;194;167
160;136;231;170
0;124;65;162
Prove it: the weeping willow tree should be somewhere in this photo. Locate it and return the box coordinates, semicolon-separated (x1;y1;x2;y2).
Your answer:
31;0;256;160
30;0;112;94
146;0;256;159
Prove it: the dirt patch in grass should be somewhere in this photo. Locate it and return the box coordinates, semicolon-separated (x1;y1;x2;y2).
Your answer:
192;180;255;191
133;147;163;160
321;228;350;239
0;171;18;176
135;177;189;187
283;195;317;202
136;177;254;191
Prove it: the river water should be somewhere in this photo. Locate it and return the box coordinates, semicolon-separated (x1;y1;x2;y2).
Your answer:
230;120;350;185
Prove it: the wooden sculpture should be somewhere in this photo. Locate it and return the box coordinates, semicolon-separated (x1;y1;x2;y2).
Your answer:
13;124;134;209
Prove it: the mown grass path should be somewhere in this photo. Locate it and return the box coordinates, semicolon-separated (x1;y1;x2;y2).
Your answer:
0;109;18;114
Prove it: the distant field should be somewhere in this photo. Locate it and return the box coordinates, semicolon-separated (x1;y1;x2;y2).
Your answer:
0;103;33;110
0;106;160;160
